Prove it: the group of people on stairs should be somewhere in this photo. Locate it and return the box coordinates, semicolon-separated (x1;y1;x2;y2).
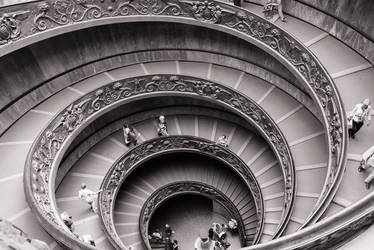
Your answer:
194;222;233;250
149;224;178;250
60;183;102;247
123;115;169;147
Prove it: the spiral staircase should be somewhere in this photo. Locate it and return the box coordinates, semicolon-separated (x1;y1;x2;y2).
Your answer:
0;0;373;249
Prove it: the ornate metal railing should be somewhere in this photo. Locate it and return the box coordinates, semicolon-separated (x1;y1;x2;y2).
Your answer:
244;191;374;250
24;74;294;250
4;0;346;226
98;135;263;249
139;181;247;249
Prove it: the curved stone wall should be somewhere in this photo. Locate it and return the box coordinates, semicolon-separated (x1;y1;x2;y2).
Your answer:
295;0;374;42
246;0;374;63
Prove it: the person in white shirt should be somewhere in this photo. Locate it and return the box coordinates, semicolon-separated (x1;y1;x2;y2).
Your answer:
60;211;74;231
347;98;372;139
123;124;138;146
157;115;169;136
194;236;212;250
81;234;95;246
216;135;228;147
78;183;102;213
358;145;374;189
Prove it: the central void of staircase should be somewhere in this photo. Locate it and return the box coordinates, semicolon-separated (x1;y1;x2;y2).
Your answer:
149;194;241;249
116;153;249;249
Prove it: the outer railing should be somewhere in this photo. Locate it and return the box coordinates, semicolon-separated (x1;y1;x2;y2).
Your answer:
4;0;346;227
243;191;374;250
24;74;294;250
98;136;260;249
139;181;248;249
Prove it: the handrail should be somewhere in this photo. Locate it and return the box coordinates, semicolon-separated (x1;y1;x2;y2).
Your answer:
98;136;260;248
243;190;374;250
4;0;347;225
24;74;295;249
139;181;248;249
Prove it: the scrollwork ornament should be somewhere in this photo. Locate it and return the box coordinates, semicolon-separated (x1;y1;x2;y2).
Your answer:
113;0;182;16
33;0;108;32
0;10;29;45
190;0;222;23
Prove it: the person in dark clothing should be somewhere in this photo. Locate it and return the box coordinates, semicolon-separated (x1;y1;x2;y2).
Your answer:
165;224;174;237
172;240;179;250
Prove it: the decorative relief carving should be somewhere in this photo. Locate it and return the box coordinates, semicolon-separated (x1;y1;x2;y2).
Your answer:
33;1;108;32
139;182;248;248
25;75;294;248
32;0;182;32
190;0;222;23
98;136;264;248
0;11;29;45
113;0;182;16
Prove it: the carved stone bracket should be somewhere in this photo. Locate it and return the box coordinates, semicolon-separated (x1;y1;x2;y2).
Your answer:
139;181;248;249
24;74;294;249
98;136;264;249
2;0;346;226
